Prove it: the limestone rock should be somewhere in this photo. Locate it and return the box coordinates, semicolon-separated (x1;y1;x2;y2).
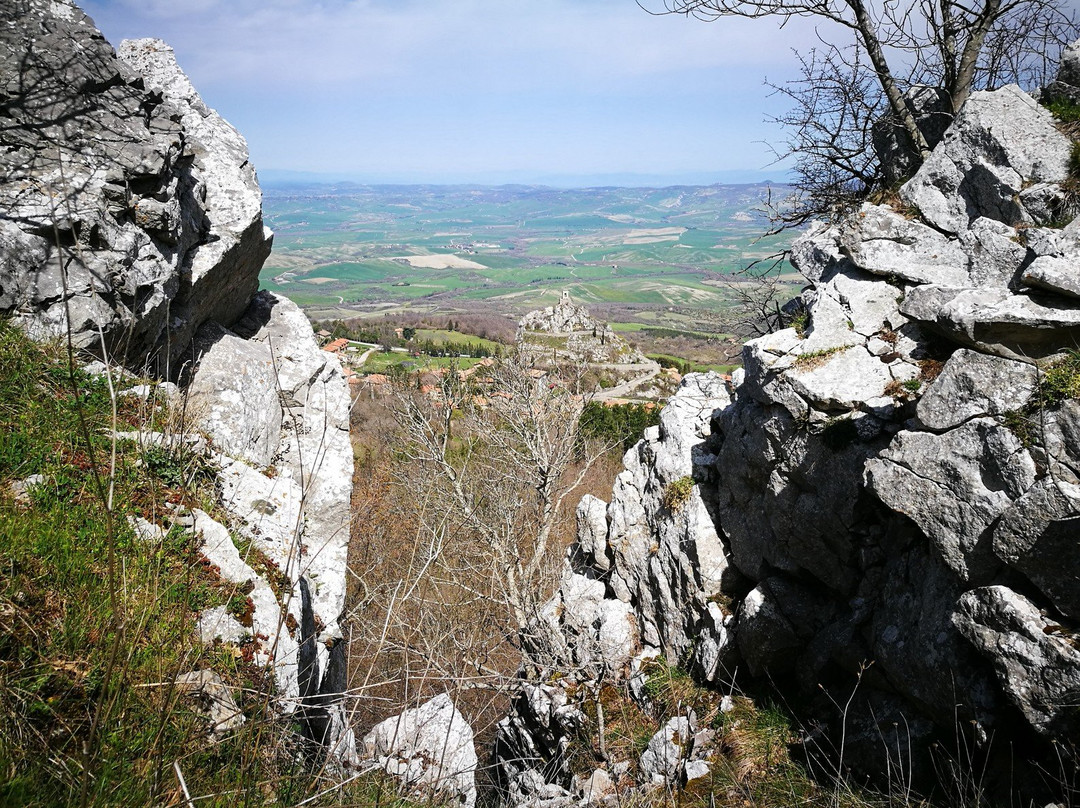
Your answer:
363;694;478;808
736;584;800;677
1022;255;1080;301
639;716;694;784
575;769;615;805
237;293;353;649
187;325;282;468
955;586;1080;735
865;419;1036;582
197;606;249;645
0;2;269;369
841;204;970;286
870;548;1000;724
872;86;955;186
900;284;1080;359
994;476;1080;619
916;349;1037;431
575;495;611;572
901;86;1072;233
117;38;270;346
788;345;892;410
193;509;298;701
176;670;245;736
961;218;1029;288
217;455;304;581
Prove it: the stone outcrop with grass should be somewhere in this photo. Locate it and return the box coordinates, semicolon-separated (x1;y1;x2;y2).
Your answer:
499;50;1080;808
518;290;649;365
0;0;358;788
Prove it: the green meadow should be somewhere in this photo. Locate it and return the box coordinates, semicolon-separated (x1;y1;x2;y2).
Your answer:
259;183;791;326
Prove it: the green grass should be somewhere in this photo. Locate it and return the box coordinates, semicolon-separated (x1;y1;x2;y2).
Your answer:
660;476;695;512
1039;350;1080;407
413;329;501;350
0;322;428;806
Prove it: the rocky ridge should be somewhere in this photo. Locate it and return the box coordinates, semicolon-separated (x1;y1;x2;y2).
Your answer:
1;1;356;765
0;2;270;373
497;66;1080;805
518;291;648;365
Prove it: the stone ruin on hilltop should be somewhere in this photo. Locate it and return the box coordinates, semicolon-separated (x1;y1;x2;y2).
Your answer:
517;290;647;365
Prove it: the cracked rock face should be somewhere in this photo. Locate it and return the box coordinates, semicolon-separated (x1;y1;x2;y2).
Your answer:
0;2;270;372
363;694;478;808
901;85;1072;234
499;76;1080;803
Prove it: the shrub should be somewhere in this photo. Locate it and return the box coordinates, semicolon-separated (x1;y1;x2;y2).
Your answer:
579;400;661;451
661;476;695;512
1039;350;1080;407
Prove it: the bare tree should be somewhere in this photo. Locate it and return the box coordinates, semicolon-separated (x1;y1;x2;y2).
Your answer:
764;44;886;227
390;351;610;629
647;0;1077;222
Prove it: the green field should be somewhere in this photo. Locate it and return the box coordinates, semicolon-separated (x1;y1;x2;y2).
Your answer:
260;183;790;320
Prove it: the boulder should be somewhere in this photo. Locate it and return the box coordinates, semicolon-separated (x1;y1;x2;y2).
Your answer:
900;284;1080;359
0;2;269;370
994;476;1080;620
865;419;1036;582
916;349;1037;431
901;86;1072;233
954;586;1080;735
841;204;969;286
363;694;478;808
1022;255;1080;301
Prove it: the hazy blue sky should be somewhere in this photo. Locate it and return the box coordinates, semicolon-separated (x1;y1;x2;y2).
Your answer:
81;0;816;185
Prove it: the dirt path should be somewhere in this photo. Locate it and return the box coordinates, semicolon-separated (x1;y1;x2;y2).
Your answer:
593;361;661;402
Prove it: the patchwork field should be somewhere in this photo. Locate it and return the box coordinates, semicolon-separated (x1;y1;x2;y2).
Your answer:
259;182;798;362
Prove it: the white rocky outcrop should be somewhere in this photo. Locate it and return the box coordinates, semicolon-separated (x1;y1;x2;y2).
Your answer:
362;694;478;808
0;1;271;372
498;76;1080;803
184;292;356;761
0;1;355;768
518;290;649;365
901;85;1072;233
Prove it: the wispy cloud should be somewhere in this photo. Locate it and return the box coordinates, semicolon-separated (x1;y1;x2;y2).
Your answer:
87;0;813;89
81;0;812;179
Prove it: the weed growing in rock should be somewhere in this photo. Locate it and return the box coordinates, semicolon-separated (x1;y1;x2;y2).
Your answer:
1044;97;1080;124
1038;349;1080;407
661;476;695;512
794;346;844;370
791;310;810;338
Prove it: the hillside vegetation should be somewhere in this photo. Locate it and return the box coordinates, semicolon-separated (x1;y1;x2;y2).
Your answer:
0;324;400;806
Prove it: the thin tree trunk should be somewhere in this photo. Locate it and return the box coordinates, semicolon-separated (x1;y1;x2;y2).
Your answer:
951;0;1001;112
847;0;932;159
